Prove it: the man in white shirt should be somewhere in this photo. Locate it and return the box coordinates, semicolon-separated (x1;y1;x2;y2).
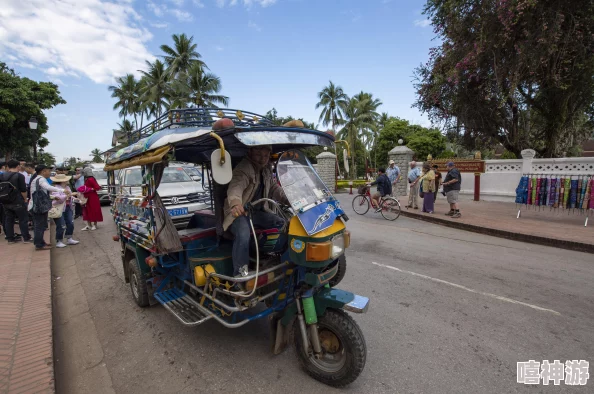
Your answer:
18;160;31;185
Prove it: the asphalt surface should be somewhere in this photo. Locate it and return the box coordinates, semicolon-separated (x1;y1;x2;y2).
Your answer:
52;196;594;393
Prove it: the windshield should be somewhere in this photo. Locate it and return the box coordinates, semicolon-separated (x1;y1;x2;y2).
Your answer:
277;150;331;211
93;170;107;180
183;167;201;177
124;167;192;185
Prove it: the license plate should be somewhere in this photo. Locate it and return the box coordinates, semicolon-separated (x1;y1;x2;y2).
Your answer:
167;207;189;217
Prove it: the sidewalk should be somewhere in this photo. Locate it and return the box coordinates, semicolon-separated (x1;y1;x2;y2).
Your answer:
397;194;594;253
0;229;54;393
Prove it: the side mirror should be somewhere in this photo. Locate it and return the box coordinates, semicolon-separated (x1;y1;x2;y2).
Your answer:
191;175;201;181
211;149;232;184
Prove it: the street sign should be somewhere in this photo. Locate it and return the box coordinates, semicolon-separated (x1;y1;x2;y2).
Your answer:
430;159;485;173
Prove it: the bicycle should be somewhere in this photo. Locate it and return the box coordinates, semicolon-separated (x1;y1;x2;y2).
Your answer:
352;186;401;221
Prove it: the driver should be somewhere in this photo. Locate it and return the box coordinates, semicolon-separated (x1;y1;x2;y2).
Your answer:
223;145;289;278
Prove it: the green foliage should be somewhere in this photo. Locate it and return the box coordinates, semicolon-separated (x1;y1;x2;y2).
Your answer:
437;150;456;159
315;81;348;131
336;180;367;189
38;152;56;166
91;148;103;163
0;62;66;160
374;117;446;164
415;0;594;158
499;150;517;160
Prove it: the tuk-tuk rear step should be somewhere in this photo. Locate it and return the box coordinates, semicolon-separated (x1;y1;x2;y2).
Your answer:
154;288;213;326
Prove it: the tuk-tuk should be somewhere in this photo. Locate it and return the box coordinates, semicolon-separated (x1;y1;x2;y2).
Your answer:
105;108;369;387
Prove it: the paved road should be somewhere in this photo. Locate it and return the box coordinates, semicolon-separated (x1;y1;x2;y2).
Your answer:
52;196;593;393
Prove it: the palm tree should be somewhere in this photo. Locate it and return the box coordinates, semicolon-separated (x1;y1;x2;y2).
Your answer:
352;92;382;170
186;63;229;107
373;112;390;168
90;148;103;163
108;74;139;126
139;60;169;119
338;95;378;178
160;33;205;78
315;81;349;131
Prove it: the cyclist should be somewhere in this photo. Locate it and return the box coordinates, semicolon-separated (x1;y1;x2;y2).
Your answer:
367;167;392;212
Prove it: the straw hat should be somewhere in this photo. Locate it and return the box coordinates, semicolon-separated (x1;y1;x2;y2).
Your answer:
50;173;72;183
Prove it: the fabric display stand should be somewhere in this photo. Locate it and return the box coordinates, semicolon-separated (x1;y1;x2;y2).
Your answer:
514;173;594;227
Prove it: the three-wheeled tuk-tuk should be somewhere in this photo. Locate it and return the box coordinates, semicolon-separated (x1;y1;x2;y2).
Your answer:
105;108;369;387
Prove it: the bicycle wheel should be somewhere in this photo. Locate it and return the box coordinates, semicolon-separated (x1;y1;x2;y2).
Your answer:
380;197;401;221
352;195;370;215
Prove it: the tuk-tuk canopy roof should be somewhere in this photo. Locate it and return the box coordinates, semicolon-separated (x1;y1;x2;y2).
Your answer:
104;108;335;171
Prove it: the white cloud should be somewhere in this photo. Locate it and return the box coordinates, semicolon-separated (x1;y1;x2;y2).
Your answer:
248;20;261;31
0;0;154;84
215;46;224;51
147;0;164;16
151;22;169;28
168;0;184;5
193;0;205;7
172;9;194;21
217;0;276;7
414;19;431;28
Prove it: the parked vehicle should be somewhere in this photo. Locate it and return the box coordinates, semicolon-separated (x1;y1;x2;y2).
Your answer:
88;163;111;205
105;108;369;388
116;165;209;229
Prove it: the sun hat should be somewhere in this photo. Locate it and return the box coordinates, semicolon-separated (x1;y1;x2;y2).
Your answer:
389;159;395;164
50;173;72;183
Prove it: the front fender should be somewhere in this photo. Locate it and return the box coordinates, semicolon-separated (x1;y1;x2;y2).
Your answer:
280;288;369;326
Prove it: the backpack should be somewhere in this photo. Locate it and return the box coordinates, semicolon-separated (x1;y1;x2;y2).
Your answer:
0;173;19;204
31;178;52;214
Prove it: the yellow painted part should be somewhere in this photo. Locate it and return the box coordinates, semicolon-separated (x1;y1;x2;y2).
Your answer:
268;234;280;240
288;216;345;238
278;293;286;300
194;264;216;286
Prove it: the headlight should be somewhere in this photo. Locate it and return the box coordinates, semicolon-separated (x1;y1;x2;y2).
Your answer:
331;234;345;258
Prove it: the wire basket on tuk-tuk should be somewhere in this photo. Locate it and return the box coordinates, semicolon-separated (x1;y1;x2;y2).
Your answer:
358;185;369;195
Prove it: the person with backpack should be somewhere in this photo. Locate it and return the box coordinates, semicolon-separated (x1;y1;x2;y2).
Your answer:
0;160;32;244
29;165;69;250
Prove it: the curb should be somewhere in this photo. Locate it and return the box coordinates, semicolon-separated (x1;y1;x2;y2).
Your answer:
398;209;594;254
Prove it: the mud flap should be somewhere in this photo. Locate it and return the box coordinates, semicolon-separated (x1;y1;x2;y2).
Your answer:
269;312;295;355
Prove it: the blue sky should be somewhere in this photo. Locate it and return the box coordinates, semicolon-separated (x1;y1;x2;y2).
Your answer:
1;0;435;163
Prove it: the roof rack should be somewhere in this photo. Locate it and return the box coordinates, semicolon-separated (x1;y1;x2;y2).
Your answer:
129;108;275;144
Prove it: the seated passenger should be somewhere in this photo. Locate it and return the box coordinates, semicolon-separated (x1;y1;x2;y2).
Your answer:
223;145;289;277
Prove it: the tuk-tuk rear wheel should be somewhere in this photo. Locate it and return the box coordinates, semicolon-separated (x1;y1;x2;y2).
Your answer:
293;309;366;388
129;258;149;307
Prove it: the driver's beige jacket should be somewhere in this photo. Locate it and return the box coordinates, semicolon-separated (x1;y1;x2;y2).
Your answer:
223;158;287;231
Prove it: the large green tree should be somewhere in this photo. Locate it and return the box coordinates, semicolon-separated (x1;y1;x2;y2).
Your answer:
374;117;446;165
108;74;140;128
0;62;66;160
139;59;169;119
414;0;594;157
160;33;205;78
90;148;103;163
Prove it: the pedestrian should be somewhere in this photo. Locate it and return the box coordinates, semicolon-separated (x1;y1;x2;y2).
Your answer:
432;164;442;202
72;167;84;219
49;173;80;248
443;161;462;218
0;160;32;244
420;164;436;213
0;162;6;174
29;165;67;250
386;159;401;199
407;161;421;209
79;167;103;231
18;160;31;185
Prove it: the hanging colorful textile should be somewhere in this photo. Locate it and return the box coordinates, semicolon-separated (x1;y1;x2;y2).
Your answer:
584;178;591;209
553;178;560;208
588;179;594;209
548;178;556;206
563;178;571;208
578;178;585;209
535;177;542;206
569;179;578;209
515;176;529;204
541;177;548;206
528;177;534;205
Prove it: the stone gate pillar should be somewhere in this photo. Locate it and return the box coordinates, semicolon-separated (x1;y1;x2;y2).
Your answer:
388;145;414;197
316;151;337;193
521;149;536;174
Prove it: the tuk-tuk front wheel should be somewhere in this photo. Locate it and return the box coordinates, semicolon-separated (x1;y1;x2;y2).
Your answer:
293;309;366;388
328;255;346;287
129;258;149;307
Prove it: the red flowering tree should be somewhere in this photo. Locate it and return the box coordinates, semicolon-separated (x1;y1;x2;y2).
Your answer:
414;0;594;157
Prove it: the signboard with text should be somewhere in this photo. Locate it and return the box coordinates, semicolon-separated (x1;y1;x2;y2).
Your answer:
430;160;485;173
